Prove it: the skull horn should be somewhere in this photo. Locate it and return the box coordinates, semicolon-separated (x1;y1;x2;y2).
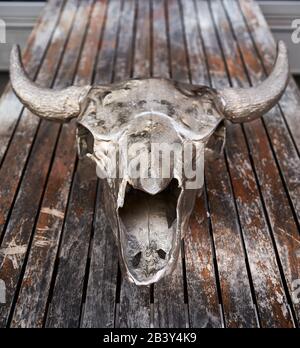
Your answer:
216;40;289;123
10;45;91;122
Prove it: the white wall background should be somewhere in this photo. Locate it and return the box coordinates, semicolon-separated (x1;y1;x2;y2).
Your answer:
259;0;300;74
0;2;44;71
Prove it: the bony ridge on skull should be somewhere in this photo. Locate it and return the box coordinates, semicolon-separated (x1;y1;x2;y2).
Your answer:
9;42;289;285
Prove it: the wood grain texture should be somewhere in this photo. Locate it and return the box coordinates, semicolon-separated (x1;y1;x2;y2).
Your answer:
116;0;152;329
195;0;257;328
0;0;80;327
239;0;300;154
0;0;64;164
10;0;95;328
209;0;294;327
0;0;68;240
81;0;121;328
45;0;110;328
153;0;187;329
179;0;221;328
224;0;300;229
238;0;300;325
0;0;299;328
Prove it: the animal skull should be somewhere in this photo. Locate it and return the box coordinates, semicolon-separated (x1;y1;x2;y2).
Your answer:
10;42;289;285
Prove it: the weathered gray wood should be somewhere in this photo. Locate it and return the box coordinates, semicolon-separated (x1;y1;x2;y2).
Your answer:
208;0;294;327
195;0;258;328
114;0;135;82
10;0;96;328
133;0;151;79
152;0;169;79
46;0;122;329
153;0;187;329
181;0;222;328
0;0;298;328
0;0;66;241
223;0;300;231
115;0;152;329
239;0;300;154
237;0;300;325
82;184;117;328
81;0;122;328
45;157;98;328
0;0;81;328
0;0;64;164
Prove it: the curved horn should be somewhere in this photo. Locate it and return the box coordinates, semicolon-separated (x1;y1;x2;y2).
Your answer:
10;45;91;122
216;41;289;123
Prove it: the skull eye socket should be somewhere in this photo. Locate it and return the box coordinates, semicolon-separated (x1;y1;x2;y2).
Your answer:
132;252;142;268
77;124;94;157
157;249;166;260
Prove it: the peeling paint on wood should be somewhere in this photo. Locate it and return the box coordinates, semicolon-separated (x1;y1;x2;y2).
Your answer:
0;0;299;328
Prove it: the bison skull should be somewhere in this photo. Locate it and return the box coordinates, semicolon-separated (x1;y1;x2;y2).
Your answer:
10;42;289;285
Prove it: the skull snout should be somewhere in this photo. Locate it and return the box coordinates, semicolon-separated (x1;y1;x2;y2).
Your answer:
118;179;181;285
132;241;168;277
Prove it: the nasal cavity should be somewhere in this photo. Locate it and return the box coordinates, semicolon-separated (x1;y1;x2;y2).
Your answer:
132;252;142;268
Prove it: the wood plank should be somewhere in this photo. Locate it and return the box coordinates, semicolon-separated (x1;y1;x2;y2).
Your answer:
0;0;297;328
116;0;152;329
224;0;300;231
94;0;122;84
153;0;187;329
10;0;96;328
209;0;294;327
236;0;300;325
195;0;257;328
152;0;169;79
81;185;117;328
0;0;64;164
45;0;122;329
0;0;81;328
79;0;124;328
114;0;136;82
179;0;222;328
0;0;78;241
44;157;98;328
239;0;300;154
133;0;151;79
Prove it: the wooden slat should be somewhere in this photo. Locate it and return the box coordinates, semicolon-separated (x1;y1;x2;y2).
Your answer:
0;0;81;328
0;0;77;238
80;0;122;328
236;0;300;325
44;157;98;328
181;0;222;328
0;0;64;164
152;0;169;79
0;0;298;328
80;1;119;329
10;0;96;328
0;0;67;240
45;0;121;328
239;0;300;154
195;0;257;328
133;0;151;79
114;0;135;82
116;0;152;329
81;184;117;328
224;0;300;230
208;0;294;327
153;0;187;329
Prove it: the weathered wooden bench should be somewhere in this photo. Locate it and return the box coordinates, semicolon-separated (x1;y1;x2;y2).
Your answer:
0;0;299;328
